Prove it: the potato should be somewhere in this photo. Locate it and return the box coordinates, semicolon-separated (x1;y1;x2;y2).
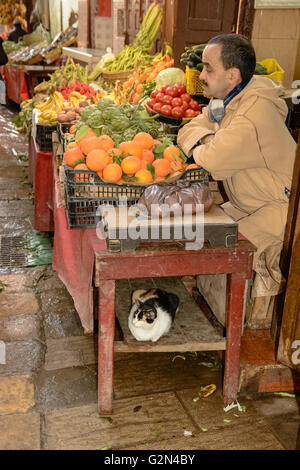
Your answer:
57;112;68;123
65;111;76;121
79;100;89;108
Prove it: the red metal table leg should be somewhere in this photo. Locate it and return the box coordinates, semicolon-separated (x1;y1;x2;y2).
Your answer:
98;279;115;414
223;272;247;406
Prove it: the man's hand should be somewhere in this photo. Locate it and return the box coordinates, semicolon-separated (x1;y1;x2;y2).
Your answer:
202;134;215;144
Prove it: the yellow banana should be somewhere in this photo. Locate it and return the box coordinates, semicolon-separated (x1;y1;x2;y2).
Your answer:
36;95;54;111
69;91;82;99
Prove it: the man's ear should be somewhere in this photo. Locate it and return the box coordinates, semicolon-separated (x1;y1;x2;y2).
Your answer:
227;67;241;84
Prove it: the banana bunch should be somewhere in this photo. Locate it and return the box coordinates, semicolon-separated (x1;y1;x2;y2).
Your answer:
68;91;84;108
36;91;65;125
38;110;58;126
35;91;65;114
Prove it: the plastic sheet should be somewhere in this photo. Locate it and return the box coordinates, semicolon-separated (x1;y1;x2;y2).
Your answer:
137;180;214;217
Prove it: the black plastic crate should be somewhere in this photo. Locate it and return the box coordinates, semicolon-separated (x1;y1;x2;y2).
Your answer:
36;124;56;152
64;166;210;229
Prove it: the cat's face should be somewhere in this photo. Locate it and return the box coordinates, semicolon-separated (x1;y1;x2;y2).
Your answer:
132;302;157;327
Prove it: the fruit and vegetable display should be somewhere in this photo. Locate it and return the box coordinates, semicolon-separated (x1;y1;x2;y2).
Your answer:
101;2;163;73
6;25;77;66
180;44;206;71
64;127;200;185
146;82;202;119
0;0;27;29
117;50;174;104
70;98;167;146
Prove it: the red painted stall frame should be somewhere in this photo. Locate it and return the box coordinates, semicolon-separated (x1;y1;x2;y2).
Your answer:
28;135;54;232
94;239;255;415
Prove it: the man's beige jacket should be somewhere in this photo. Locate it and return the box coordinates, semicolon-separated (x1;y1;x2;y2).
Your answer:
177;76;297;296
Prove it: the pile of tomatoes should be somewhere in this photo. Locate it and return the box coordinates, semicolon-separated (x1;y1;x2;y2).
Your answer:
146;82;201;119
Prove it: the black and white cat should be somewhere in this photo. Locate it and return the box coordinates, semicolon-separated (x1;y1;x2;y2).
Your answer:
128;288;179;342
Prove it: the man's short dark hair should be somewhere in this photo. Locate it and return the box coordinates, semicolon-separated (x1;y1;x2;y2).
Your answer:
208;34;256;82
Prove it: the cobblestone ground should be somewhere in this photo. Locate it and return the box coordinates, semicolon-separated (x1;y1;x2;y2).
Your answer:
0;104;299;450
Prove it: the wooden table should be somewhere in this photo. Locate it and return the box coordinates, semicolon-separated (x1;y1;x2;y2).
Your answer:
94;239;255;414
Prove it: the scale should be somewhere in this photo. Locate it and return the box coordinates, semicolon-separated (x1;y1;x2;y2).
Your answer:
97;204;238;252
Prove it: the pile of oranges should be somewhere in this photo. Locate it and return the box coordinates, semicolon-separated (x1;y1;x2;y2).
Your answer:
63;129;200;184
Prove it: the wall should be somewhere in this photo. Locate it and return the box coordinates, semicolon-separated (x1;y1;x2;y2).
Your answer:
251;8;300;87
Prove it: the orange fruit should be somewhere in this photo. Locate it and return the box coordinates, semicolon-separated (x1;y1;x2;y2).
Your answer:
102;163;122;182
153;139;161;146
86;149;109;171
134;169;153;183
170;160;183;172
97;135;114;152
69;124;76;134
153;158;171;177
80;136;108;156
169;170;183;179
154;176;165;182
75;128;95;146
74;163;89;182
64;147;84;168
65;141;78;151
139;160;148;170
108;147;122;157
96;170;103;179
141;148;154;163
121;156;141;175
118;141;143;158
163;145;180;162
133;132;154;150
185;163;200;169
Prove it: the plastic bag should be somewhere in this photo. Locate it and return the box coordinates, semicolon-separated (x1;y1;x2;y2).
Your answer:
137;180;213;217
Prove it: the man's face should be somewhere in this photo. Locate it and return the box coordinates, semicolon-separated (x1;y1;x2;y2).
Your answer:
200;43;236;99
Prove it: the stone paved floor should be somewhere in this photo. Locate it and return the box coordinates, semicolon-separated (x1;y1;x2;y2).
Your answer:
0;103;300;450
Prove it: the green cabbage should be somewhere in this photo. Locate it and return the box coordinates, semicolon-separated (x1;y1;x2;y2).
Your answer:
156;67;187;89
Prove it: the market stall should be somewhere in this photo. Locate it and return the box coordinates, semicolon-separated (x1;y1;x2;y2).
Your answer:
14;0;299;414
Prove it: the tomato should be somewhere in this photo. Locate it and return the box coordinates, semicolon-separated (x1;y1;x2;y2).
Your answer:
171;106;184;118
189;99;200;110
184;109;196;118
147;99;156;109
150;90;159;99
174;82;186;95
171;97;183;107
160;85;169;94
153;102;163;113
181;101;188;112
156;92;165;103
160;104;172;116
161;94;173;105
180;93;191;103
165;86;179;97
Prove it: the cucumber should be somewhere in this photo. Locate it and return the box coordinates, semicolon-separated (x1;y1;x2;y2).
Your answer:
187;61;196;69
196;62;203;71
190;52;202;63
193;44;206;53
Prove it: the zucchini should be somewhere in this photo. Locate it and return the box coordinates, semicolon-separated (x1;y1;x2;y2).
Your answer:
196;62;203;71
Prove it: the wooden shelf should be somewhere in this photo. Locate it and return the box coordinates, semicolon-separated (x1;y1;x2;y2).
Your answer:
114;277;226;353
